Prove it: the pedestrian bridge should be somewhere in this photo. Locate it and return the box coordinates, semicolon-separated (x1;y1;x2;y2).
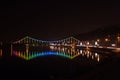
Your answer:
12;36;81;47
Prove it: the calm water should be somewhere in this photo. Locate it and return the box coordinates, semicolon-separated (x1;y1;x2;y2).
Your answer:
0;45;115;80
12;46;101;62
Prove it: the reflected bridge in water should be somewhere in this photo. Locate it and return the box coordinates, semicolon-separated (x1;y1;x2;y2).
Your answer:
11;36;101;61
11;45;100;62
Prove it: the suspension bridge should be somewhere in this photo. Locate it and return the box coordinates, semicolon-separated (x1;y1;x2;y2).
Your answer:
11;36;119;60
12;36;82;60
13;36;81;47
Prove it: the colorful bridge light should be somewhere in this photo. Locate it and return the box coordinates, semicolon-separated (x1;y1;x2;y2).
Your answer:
12;50;77;60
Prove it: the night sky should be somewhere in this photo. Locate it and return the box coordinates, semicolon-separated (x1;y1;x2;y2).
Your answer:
0;1;120;41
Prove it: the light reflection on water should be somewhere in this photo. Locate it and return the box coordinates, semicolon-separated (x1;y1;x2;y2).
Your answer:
12;46;101;62
0;49;2;56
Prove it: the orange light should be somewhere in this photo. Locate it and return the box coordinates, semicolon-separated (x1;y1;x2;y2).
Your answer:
97;39;100;42
105;38;109;42
117;37;120;40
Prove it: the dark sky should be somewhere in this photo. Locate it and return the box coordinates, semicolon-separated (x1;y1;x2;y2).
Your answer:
0;0;120;41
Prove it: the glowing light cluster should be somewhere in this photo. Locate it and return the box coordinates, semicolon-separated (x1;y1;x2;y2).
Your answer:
80;50;100;62
12;47;101;62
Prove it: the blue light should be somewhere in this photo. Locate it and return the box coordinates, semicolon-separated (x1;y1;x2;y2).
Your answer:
12;50;75;60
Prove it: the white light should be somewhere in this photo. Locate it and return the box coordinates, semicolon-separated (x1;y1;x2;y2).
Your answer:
111;44;116;47
95;53;98;57
80;42;83;46
95;41;98;45
80;50;82;54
